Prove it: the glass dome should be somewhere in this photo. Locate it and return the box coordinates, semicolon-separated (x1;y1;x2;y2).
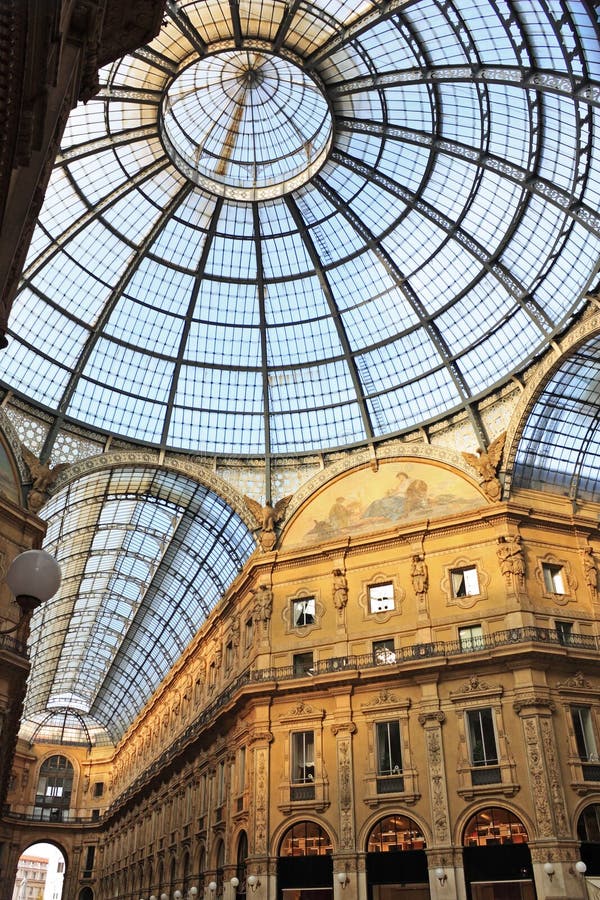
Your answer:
0;0;598;458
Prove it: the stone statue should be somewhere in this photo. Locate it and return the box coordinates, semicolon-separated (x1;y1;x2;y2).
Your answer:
582;548;597;598
252;583;273;622
411;554;428;596
462;432;506;502
22;445;69;512
244;494;293;550
497;535;525;586
332;568;348;609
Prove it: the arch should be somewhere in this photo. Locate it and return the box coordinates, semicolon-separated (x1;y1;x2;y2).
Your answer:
279;821;333;856
364;814;429;890
503;311;600;501
13;841;67;900
462;806;534;896
366;814;427;851
463;806;529;846
33;754;75;822
78;889;94;900
577;802;600;877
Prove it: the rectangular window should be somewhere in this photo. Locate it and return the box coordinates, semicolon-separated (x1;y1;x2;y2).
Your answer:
84;846;95;872
293;651;314;675
373;639;396;664
572;707;598;761
292;597;315;627
451;567;480;597
459;624;484;651
93;781;104;798
292;731;315;783
217;761;225;804
543;563;566;594
376;721;402;775
466;708;498;766
225;641;233;670
238;747;246;794
245;617;253;647
556;620;573;645
369;583;394;613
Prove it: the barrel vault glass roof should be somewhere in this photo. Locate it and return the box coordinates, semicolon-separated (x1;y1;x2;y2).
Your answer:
21;467;255;746
5;0;600;746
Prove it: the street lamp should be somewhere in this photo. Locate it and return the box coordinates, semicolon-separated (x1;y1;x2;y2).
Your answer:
2;550;61;642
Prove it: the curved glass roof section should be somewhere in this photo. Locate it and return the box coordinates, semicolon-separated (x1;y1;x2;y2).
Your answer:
161;49;333;199
0;0;599;458
512;333;600;503
21;467;255;746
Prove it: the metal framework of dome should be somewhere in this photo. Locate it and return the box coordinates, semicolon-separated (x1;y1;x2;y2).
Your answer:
3;0;600;747
0;0;598;459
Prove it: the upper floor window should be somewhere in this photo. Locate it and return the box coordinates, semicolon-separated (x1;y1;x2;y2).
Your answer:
292;731;314;783
376;721;402;775
373;639;396;664
369;582;394;613
451;566;479;598
244;617;253;647
556;620;573;645
293;651;314;675
543;562;566;594
292;596;315;627
459;624;484;651
93;781;104;797
225;640;234;670
466;708;498;766
572;706;598;762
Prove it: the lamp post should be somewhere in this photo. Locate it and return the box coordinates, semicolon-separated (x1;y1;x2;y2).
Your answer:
2;549;61;644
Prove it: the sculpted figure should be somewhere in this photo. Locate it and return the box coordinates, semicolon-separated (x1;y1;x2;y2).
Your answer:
497;535;525;586
332;568;348;609
244;494;293;550
411;554;428;596
462;432;506;502
582;548;597;598
22;445;69;512
253;583;273;622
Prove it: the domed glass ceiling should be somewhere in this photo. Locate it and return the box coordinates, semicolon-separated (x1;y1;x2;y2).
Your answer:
0;0;598;457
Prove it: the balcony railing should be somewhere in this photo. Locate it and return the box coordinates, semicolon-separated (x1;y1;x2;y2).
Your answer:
5;624;597;826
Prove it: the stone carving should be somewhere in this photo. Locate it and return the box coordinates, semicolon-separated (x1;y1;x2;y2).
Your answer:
244;494;293;550
454;674;491;694
411;553;428;597
555;672;592;690
253;747;268;853
338;739;354;849
369;688;399;705
462;431;506;501
21;445;70;512
540;717;569;836
332;568;348;609
252;583;273;622
496;535;525;587
582;548;597;599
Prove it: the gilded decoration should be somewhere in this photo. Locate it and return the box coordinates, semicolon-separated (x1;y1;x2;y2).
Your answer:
282;458;484;548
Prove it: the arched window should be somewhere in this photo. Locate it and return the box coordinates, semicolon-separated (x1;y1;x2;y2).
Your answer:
235;832;248;897
578;804;600;843
279;822;332;856
34;756;74;821
463;807;528;847
367;815;426;852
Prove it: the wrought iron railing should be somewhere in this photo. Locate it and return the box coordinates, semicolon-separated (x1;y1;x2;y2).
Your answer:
4;624;599;826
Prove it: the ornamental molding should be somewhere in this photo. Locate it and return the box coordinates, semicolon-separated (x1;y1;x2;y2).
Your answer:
47;448;257;531
513;697;556;714
555;672;596;693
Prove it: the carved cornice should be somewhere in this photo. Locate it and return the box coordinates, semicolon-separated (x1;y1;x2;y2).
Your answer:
513;697;556;714
418;711;445;726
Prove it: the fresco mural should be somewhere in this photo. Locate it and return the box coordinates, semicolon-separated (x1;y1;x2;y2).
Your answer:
0;438;20;504
284;459;484;548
